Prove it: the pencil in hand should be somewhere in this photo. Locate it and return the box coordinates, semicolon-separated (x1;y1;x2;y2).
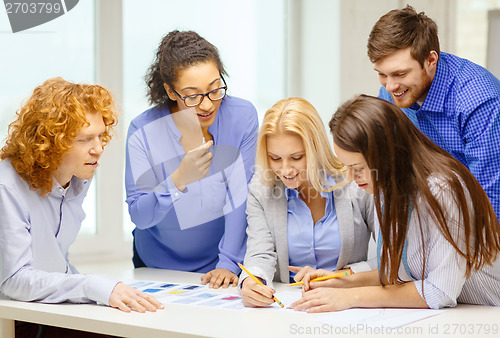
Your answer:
238;263;284;308
289;269;352;287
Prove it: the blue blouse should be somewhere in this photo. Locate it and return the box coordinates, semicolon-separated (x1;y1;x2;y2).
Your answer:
125;96;258;274
286;186;341;278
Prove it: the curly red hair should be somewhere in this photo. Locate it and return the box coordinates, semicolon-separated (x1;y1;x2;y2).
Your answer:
0;77;118;196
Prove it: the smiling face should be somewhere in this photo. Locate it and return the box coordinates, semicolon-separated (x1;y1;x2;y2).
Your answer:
374;47;437;108
165;60;223;131
53;112;106;188
266;132;308;190
333;142;373;194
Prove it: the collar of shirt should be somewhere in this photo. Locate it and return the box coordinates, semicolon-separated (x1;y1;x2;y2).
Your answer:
419;52;450;114
285;187;299;201
51;176;89;199
284;176;336;201
166;107;183;142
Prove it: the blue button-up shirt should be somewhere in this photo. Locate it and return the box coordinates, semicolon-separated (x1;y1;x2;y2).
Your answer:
286;187;341;279
379;52;500;218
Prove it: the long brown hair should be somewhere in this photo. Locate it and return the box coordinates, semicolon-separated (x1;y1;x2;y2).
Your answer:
329;95;500;285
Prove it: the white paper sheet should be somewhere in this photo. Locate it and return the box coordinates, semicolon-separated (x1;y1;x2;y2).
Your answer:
312;308;446;329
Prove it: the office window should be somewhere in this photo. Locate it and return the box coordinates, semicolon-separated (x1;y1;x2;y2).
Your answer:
0;2;97;235
456;0;500;67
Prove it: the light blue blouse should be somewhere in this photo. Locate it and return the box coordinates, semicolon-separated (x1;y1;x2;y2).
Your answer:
125;96;258;273
286;187;341;278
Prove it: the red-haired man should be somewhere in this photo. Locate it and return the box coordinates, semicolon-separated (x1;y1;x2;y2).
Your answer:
0;78;162;336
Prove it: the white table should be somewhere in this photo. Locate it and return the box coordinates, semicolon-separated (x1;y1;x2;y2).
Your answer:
1;268;499;337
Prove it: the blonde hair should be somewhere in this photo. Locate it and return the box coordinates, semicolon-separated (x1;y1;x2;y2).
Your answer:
256;97;345;192
1;77;118;196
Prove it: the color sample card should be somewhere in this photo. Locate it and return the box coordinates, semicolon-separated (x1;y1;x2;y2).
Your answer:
221;296;240;301
192;293;218;299
160;283;177;288
143;288;163;293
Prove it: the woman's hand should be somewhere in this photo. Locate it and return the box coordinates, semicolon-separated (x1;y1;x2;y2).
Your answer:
289;265;331;284
292;281;429;312
289;266;352;291
291;288;353;313
109;282;164;313
171;140;213;191
201;268;238;289
240;277;275;307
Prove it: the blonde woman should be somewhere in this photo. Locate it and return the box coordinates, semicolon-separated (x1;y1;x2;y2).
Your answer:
240;97;376;307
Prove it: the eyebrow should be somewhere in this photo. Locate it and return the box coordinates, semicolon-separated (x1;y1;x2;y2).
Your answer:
346;162;364;168
268;151;304;157
180;77;220;92
76;133;101;140
76;129;104;137
374;67;412;75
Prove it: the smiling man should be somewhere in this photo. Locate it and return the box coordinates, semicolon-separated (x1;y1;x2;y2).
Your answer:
367;5;500;218
0;78;162;336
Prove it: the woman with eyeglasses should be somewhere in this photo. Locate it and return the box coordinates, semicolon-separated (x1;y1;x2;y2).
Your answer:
291;95;500;312
240;97;376;307
125;30;258;288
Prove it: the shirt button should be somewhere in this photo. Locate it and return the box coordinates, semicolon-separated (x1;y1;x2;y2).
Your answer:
174;192;180;197
310;247;314;252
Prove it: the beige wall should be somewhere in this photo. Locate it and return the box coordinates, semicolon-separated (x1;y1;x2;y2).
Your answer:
339;0;456;103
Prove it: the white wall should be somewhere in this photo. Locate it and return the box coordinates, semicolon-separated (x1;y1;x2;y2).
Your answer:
488;9;500;78
286;0;341;127
339;0;456;104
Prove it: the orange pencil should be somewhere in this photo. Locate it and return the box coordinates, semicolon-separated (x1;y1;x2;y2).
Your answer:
238;263;284;308
289;269;352;287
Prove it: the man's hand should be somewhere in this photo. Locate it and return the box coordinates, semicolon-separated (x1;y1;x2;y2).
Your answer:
109;282;164;313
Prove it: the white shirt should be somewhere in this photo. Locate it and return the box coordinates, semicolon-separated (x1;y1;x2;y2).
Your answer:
0;159;117;304
404;175;500;308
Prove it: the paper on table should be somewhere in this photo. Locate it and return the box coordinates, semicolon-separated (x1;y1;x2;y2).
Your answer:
312;308;447;329
127;280;250;311
271;290;303;309
127;280;306;312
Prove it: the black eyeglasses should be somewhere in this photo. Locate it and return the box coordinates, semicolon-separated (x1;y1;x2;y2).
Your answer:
171;75;227;108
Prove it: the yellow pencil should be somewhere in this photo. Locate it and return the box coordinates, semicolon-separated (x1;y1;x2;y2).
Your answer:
238;263;284;308
289;269;352;287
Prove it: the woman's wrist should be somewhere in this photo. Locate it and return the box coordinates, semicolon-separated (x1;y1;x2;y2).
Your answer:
171;170;187;191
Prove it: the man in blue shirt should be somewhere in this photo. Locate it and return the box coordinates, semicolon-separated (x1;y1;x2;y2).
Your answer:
367;5;500;218
0;78;162;336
